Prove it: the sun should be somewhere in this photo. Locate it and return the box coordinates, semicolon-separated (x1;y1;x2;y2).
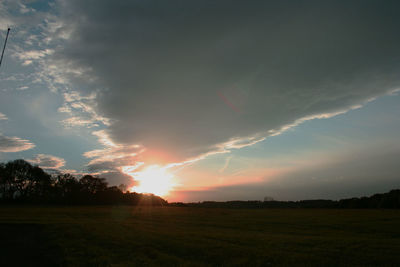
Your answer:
129;165;176;196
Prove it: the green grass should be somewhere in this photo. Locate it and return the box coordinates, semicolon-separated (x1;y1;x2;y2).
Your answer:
0;206;400;266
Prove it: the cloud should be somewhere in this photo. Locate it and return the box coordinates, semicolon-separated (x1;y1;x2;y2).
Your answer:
48;1;400;170
18;3;35;14
17;86;29;91
62;117;99;128
99;171;137;187
84;130;143;173
58;91;110;128
27;154;66;169
13;48;54;66
0;112;7;120
0;133;35;152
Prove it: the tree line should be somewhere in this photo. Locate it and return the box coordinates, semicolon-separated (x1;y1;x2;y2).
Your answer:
171;190;400;209
2;159;399;208
0;159;167;205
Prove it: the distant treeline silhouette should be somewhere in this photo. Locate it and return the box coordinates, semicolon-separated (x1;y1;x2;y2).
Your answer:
0;159;167;205
171;190;400;209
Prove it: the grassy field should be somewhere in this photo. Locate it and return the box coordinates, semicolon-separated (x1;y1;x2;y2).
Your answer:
0;206;400;266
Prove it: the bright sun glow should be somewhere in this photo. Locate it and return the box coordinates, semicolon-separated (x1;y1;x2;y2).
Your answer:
129;165;176;196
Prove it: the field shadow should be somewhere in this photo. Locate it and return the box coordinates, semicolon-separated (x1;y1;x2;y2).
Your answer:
0;223;63;266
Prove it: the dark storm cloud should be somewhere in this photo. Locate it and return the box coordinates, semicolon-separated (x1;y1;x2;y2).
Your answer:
55;0;400;163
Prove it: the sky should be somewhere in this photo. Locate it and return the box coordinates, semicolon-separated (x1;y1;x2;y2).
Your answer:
0;0;399;202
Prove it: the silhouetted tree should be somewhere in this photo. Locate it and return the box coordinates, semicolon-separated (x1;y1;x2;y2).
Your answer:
0;159;169;206
27;165;52;200
4;159;33;199
54;173;81;203
79;175;108;194
0;163;6;198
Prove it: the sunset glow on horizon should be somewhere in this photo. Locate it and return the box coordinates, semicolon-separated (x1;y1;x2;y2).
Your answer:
125;165;177;197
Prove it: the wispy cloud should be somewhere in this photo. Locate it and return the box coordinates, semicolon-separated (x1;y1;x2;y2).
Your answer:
27;154;66;169
13;48;54;66
0;133;35;152
84;130;143;173
59;91;110;128
0;112;7;120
